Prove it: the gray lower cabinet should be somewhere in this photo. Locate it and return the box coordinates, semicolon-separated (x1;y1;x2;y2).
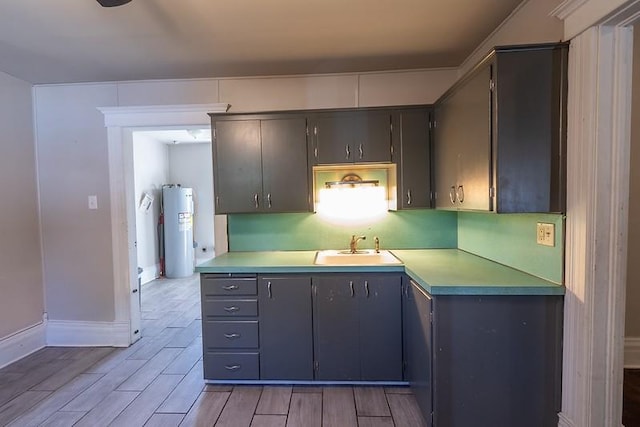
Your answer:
258;276;313;380
404;278;563;427
201;274;260;380
312;274;402;381
403;278;433;425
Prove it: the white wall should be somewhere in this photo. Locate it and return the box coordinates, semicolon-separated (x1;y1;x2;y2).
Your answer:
168;143;215;260
0;71;44;340
458;0;565;76
133;133;169;284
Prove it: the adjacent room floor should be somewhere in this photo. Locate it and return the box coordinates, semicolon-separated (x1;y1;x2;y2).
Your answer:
0;274;427;426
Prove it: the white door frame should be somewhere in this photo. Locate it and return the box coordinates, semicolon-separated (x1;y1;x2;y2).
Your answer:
100;103;229;344
552;0;640;426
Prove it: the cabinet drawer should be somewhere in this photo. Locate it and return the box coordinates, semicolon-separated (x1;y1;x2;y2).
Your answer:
202;278;257;296
204;299;258;317
203;320;259;349
204;352;259;380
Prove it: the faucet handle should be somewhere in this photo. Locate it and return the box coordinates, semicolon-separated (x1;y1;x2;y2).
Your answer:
374;236;380;253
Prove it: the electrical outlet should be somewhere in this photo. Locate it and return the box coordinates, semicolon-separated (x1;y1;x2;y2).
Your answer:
536;222;555;247
88;195;98;210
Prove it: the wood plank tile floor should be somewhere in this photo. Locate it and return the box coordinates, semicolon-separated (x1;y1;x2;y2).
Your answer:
0;274;427;427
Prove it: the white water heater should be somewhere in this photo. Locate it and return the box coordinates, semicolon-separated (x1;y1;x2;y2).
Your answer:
163;185;194;278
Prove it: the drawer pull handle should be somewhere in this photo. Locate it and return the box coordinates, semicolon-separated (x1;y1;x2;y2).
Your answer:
222;285;239;291
349;281;354;298
223;306;239;312
224;333;241;339
224;364;241;371
268;281;272;299
365;280;370;298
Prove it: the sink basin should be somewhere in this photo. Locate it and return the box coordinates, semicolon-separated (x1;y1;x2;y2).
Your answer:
314;249;402;266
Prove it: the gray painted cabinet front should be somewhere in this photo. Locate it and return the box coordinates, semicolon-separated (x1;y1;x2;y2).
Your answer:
311;110;392;164
396;108;432;209
258;276;313;380
312;274;402;381
211;115;310;214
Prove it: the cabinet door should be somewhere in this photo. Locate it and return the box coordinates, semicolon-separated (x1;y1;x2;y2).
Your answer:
212;120;263;213
259;276;313;380
261;118;310;212
408;281;433;424
456;65;492;211
434;96;459;209
399;109;431;208
355;111;392;163
312;111;391;164
359;275;402;381
313;114;355;164
313;276;360;380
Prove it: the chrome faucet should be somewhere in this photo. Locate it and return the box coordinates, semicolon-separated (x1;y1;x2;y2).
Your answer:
374;236;380;253
349;235;366;253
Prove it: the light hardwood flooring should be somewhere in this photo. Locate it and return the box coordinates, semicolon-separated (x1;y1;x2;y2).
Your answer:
0;274;427;427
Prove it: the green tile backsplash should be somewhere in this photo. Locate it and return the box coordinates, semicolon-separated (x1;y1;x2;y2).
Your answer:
227;210;458;252
457;212;564;284
226;209;564;284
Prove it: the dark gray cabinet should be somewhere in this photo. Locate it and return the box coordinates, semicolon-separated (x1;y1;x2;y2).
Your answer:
211;115;310;214
312;274;402;381
404;278;563;427
310;110;393;164
395;108;432;209
403;279;433;426
434;43;568;213
201;274;260;380
258;276;313;380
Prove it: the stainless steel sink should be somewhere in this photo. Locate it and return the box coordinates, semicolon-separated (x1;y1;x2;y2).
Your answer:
314;249;402;266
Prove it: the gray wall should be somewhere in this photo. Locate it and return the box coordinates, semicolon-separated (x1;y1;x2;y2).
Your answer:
626;25;640;338
0;71;44;339
34;84;117;322
133;133;169;284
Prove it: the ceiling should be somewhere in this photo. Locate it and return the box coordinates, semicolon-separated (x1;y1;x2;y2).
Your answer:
136;129;211;145
0;0;523;85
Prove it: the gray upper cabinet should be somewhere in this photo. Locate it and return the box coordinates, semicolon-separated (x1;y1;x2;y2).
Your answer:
211;115;310;214
434;43;568;213
258;276;313;380
396;107;432;209
312;274;402;381
311;110;392;164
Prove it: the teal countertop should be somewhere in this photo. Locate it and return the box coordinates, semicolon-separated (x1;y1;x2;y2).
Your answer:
195;249;564;296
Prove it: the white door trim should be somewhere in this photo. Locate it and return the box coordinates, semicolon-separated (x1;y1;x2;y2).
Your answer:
99;103;229;344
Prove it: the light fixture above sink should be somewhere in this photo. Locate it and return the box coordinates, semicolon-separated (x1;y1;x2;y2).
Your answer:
314;249;402;266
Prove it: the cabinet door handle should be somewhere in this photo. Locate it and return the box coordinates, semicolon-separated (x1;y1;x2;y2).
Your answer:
224;364;241;371
407;190;412;205
224;333;241;339
457;185;465;203
267;193;272;208
223;306;239;312
345;145;351;159
449;186;456;204
222;285;239;291
358;143;363;159
365;280;369;298
267;281;272;299
254;193;259;209
349;281;354;297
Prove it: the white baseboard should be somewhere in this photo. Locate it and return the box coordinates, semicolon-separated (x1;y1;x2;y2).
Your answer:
140;263;160;285
625;337;640;368
0;322;47;369
46;320;130;347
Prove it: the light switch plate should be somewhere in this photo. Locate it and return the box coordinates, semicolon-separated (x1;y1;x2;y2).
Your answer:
88;195;98;210
536;222;555;247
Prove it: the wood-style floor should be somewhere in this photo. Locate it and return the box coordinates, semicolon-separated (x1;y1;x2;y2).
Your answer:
0;274;427;426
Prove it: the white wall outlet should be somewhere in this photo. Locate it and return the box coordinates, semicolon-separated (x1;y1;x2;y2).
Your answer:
88;195;98;210
536;222;555;247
